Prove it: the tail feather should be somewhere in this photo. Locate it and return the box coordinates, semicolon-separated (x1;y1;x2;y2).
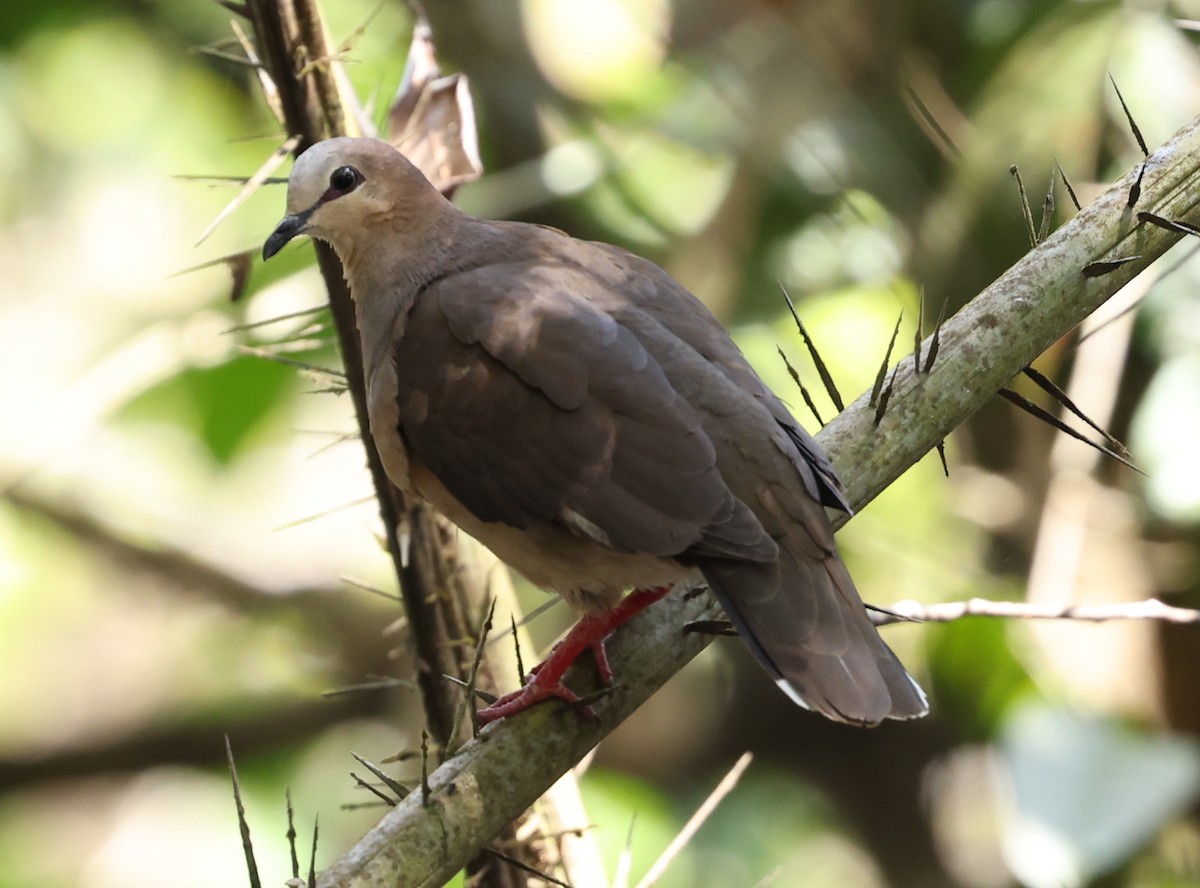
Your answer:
700;543;928;726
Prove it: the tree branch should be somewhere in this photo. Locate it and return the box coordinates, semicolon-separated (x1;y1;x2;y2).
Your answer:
246;0;473;748
315;114;1200;887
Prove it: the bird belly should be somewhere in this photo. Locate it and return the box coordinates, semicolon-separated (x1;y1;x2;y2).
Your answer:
406;453;697;615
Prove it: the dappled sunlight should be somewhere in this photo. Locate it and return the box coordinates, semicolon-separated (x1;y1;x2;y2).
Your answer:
522;0;669;104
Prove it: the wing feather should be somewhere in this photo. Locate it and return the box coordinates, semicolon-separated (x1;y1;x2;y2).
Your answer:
392;257;773;562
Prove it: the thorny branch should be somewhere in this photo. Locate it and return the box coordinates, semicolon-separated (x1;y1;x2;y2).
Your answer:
313;111;1200;888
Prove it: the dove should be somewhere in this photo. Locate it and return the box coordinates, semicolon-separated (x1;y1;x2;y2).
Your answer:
263;137;927;726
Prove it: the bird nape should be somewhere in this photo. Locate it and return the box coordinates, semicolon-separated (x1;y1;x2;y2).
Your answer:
263;136;928;728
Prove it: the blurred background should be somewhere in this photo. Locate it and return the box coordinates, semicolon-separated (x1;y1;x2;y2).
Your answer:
3;0;1200;886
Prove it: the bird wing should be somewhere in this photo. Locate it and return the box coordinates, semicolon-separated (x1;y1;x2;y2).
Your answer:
582;245;926;724
390;252;774;564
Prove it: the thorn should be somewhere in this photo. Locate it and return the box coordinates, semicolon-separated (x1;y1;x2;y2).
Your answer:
567;684;617;715
796;381;826;428
484;847;574;888
1056;159;1082;211
1038;171;1055;243
511;613;525;683
421;730;432;806
923;299;947;374
236;343;347;381
171;173;289;184
864;602;922;622
308;817;319;888
1010;164;1037;247
935;440;949;477
222;305;328;335
340;575;402;603
349;771;398;806
777;346;825;427
1127;162;1146;208
351;752;410;800
195;134;300;247
170;249;255;303
442;673;497;703
870;311;904;407
779;283;843;411
225;736;263;888
913;288;925;371
682;619;737;637
271;495;374;531
321;677;414;698
873;361;901;427
484;596;562;646
1021;366;1132;457
1109;73;1149;155
381;748;420;765
192;44;264;68
1137;211;1200;238
339;800;392;812
286;787;300;880
1082;255;1142;277
997;388;1142;473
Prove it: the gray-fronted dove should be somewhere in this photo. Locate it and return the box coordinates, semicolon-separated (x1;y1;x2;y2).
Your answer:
263;137;927;726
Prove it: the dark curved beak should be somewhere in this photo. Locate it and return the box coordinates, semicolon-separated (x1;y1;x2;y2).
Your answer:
262;213;309;260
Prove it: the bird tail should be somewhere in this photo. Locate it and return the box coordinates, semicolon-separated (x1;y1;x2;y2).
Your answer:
700;535;928;726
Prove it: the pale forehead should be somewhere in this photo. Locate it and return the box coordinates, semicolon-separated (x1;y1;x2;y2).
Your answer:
291;138;353;184
287;138;387;209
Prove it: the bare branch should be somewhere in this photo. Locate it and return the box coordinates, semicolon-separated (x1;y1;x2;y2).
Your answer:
871;597;1200;626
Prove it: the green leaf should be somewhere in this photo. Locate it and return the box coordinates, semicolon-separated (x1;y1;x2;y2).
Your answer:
928;616;1034;741
119;354;296;466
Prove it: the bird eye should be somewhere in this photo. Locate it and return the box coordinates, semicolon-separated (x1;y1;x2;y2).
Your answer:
329;166;361;194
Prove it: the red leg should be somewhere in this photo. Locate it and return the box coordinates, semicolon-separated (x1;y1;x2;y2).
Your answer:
476;585;672;725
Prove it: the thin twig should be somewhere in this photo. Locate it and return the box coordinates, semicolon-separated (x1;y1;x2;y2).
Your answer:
195;135;300;246
870;597;1200;626
633;753;754;888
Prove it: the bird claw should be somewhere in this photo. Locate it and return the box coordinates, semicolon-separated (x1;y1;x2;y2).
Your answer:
474;585;671;726
476;678;597;725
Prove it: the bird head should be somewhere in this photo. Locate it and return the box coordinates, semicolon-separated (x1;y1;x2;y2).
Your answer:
262;137;435;262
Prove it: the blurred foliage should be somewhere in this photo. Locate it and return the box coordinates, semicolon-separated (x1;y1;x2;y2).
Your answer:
1;0;1200;886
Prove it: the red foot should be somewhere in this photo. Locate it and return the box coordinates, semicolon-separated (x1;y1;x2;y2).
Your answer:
476;585;672;726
